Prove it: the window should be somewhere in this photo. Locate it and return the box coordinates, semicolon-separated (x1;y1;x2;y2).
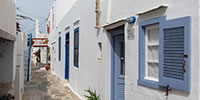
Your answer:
145;24;159;81
138;16;191;92
74;28;79;67
52;7;54;29
97;42;103;60
58;36;61;61
52;13;54;29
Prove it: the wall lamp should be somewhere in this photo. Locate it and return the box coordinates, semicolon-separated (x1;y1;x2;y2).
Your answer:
126;16;136;24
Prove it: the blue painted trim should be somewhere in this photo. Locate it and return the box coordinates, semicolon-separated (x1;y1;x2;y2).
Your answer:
65;32;70;80
159;16;191;92
58;36;61;61
187;16;191;92
138;79;159;89
27;33;32;81
110;29;124;100
138;16;165;88
111;34;114;100
74;27;79;67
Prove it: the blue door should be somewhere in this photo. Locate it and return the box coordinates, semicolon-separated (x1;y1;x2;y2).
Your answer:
65;33;70;80
113;34;125;100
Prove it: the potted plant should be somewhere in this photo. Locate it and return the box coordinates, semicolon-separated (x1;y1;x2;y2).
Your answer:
84;88;100;100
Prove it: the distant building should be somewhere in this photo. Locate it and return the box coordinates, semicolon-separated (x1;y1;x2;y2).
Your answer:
48;0;200;100
32;19;49;64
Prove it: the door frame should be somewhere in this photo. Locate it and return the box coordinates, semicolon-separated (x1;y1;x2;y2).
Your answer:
109;25;125;100
65;32;70;80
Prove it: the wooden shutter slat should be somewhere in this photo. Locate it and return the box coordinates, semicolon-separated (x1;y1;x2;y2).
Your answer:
164;57;184;60
163;26;185;81
164;68;184;73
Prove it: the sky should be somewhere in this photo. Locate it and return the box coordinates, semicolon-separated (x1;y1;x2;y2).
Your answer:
16;0;54;35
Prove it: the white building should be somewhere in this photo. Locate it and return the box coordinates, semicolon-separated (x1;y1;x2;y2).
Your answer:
32;19;49;64
0;0;17;97
48;0;200;100
15;32;28;100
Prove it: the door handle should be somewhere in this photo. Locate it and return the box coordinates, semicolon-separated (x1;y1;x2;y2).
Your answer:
182;60;186;72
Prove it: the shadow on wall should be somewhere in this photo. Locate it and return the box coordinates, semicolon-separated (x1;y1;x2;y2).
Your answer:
0;38;15;97
136;7;167;24
136;83;190;99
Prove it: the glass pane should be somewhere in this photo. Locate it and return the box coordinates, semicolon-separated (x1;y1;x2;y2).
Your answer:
74;48;78;65
148;63;159;79
145;24;159;81
147;28;159;43
75;31;78;47
148;46;159;60
120;42;124;75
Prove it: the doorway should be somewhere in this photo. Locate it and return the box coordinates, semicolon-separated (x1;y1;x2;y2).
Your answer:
65;33;70;80
110;26;125;100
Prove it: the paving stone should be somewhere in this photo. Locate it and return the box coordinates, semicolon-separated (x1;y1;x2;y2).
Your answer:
23;63;81;100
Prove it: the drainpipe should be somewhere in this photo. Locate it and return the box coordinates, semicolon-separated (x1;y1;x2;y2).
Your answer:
95;0;100;29
27;33;32;81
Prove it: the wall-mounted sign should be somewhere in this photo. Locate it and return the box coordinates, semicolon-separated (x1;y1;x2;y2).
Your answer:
127;28;135;40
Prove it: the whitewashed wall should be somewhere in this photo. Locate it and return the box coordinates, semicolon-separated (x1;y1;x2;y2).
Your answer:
0;0;16;97
55;0;77;25
0;0;16;41
15;32;26;100
48;0;200;100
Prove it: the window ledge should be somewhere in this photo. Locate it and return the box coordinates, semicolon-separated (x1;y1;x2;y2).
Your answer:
138;79;159;89
74;65;79;68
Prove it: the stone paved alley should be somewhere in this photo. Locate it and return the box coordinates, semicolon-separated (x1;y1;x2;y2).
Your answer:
23;63;81;100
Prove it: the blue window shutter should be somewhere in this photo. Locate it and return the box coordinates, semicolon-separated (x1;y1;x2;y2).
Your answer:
159;16;191;92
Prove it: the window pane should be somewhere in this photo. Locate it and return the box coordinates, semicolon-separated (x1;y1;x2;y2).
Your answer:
120;42;124;75
148;28;159;43
75;31;78;47
148;63;159;79
74;48;78;65
148;46;159;60
145;24;159;81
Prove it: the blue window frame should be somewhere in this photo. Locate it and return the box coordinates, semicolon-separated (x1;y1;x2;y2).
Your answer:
58;36;61;61
74;27;79;67
138;16;165;89
138;16;191;92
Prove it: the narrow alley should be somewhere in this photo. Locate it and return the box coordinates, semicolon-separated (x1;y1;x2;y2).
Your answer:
2;0;200;100
23;63;80;100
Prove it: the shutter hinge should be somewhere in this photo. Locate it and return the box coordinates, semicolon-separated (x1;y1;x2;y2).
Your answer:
165;85;172;96
183;60;186;72
184;54;188;58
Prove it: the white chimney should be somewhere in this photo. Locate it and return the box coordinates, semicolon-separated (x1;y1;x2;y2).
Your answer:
35;18;39;35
